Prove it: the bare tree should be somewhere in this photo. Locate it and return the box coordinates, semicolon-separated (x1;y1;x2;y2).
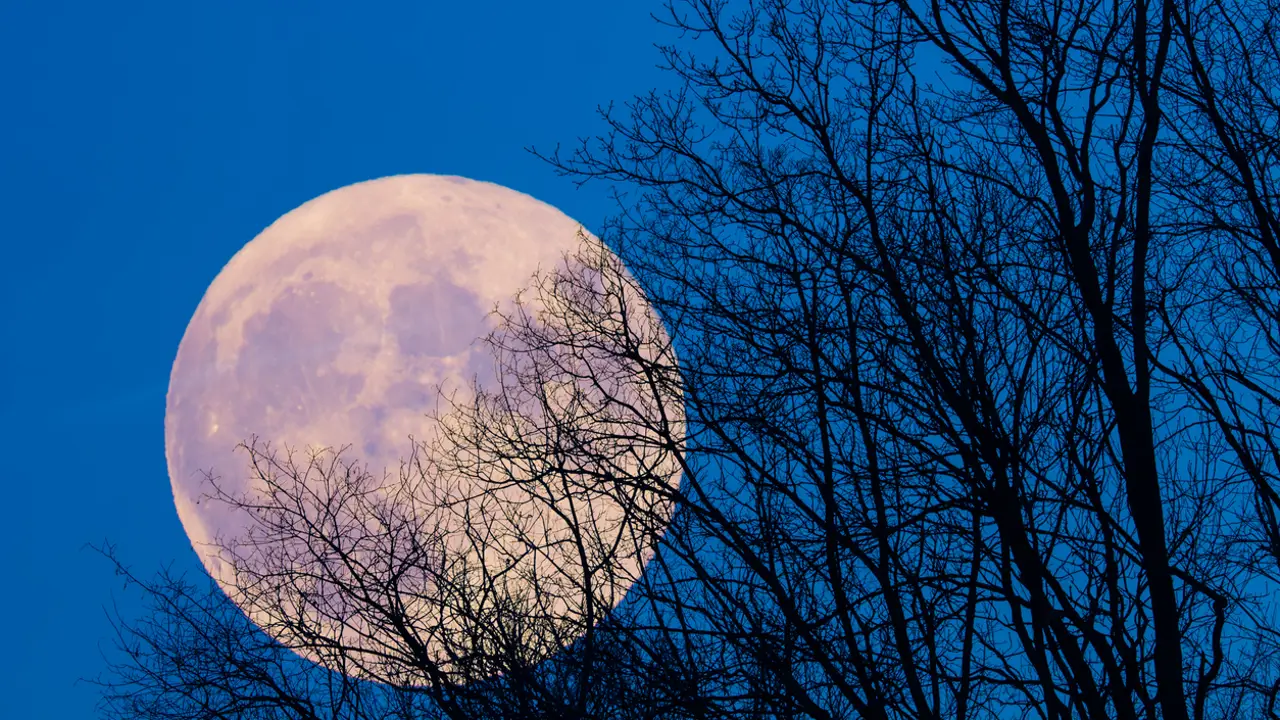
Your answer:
98;0;1280;718
535;0;1280;718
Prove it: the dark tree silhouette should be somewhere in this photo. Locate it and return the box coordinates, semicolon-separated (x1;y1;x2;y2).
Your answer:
96;0;1280;718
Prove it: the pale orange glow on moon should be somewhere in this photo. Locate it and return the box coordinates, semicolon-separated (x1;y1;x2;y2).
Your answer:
163;174;682;681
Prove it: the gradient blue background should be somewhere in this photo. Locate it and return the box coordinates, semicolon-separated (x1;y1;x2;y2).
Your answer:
0;2;668;716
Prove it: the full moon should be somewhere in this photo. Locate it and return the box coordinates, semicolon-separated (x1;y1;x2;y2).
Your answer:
164;174;681;681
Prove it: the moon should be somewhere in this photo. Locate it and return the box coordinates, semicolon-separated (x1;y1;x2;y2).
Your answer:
164;174;681;681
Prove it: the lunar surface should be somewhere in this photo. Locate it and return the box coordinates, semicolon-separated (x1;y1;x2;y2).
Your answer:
164;175;682;681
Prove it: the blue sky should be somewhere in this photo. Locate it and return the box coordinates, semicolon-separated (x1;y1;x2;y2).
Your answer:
0;2;668;716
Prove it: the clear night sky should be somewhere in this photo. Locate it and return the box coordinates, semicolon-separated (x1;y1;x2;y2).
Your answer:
0;2;669;716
